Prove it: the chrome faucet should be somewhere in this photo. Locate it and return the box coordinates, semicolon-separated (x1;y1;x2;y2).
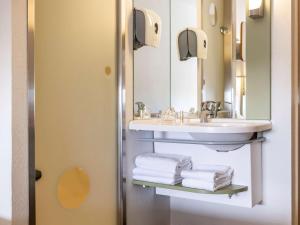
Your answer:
135;102;152;119
201;101;221;118
135;102;148;119
200;111;209;123
179;111;184;124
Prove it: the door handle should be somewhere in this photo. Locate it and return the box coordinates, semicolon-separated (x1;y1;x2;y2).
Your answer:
35;169;42;181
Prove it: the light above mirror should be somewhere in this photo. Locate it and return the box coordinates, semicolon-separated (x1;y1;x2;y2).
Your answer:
249;0;264;18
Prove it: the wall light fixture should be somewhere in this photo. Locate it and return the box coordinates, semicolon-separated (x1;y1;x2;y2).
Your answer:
249;0;264;19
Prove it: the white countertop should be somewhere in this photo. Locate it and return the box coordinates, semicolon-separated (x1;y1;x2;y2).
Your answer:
129;118;272;134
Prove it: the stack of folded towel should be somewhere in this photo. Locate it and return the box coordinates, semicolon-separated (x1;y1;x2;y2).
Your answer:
181;165;234;192
133;153;192;185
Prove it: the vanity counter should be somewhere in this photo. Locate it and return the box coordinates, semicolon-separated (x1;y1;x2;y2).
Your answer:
129;118;272;134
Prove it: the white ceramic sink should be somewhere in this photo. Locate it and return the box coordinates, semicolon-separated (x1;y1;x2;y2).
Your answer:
129;118;272;142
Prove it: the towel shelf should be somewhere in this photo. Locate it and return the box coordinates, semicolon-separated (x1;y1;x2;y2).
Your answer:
132;180;248;199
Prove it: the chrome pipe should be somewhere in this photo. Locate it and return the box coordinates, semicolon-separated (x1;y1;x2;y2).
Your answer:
117;0;126;224
136;137;266;146
27;0;36;224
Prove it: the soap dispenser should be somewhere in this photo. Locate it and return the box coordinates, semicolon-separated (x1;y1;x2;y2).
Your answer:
133;8;162;50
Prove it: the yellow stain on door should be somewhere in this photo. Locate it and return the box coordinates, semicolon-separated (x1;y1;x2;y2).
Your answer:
57;167;90;209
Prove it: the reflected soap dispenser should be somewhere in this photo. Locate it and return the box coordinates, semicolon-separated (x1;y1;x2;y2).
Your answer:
178;28;208;61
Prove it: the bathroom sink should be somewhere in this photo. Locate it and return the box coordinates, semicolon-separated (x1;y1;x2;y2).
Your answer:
184;118;271;132
129;118;272;142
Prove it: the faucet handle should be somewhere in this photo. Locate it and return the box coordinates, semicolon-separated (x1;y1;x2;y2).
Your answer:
135;102;151;119
135;102;145;110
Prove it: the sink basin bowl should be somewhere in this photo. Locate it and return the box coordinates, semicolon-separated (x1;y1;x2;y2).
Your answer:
129;118;272;142
184;119;271;141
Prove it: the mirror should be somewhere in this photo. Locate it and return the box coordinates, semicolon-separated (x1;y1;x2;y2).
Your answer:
133;0;271;120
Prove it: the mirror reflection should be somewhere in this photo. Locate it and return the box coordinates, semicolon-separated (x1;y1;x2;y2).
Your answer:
133;0;271;120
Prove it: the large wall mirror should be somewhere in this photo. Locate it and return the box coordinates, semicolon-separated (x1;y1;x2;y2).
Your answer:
133;0;271;120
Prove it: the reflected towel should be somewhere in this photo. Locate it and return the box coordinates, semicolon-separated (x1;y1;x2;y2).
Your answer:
133;167;181;179
133;175;182;185
182;178;232;192
135;153;192;173
181;168;234;182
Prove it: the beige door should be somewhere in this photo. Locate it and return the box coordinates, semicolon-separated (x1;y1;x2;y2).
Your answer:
35;0;117;224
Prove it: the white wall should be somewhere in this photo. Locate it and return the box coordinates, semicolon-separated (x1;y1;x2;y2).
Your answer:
236;0;246;41
0;0;12;225
202;0;225;103
134;0;171;113
171;0;198;111
0;0;13;224
170;0;292;224
11;0;29;224
0;1;29;225
134;0;199;113
246;0;271;119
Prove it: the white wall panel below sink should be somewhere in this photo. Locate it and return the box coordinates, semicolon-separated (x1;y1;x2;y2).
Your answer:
154;132;263;208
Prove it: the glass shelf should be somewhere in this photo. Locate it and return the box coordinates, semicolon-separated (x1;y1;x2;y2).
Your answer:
132;180;248;198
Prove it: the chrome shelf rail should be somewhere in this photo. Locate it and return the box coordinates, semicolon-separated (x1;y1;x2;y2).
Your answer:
136;137;266;146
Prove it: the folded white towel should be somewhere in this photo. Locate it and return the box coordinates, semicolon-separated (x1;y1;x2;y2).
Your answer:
133;175;182;185
181;168;234;183
192;164;231;174
133;167;180;179
135;153;192;173
182;178;232;192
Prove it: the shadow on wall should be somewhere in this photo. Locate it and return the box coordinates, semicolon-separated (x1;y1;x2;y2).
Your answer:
172;210;285;225
0;218;11;225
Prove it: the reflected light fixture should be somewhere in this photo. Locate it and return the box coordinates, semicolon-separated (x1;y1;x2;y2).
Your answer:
249;0;264;19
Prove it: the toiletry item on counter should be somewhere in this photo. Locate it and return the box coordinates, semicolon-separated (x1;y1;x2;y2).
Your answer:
161;107;177;121
181;165;234;192
133;153;192;185
135;153;192;173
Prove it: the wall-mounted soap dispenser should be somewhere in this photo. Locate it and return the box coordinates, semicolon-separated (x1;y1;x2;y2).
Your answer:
133;8;162;50
178;28;208;61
